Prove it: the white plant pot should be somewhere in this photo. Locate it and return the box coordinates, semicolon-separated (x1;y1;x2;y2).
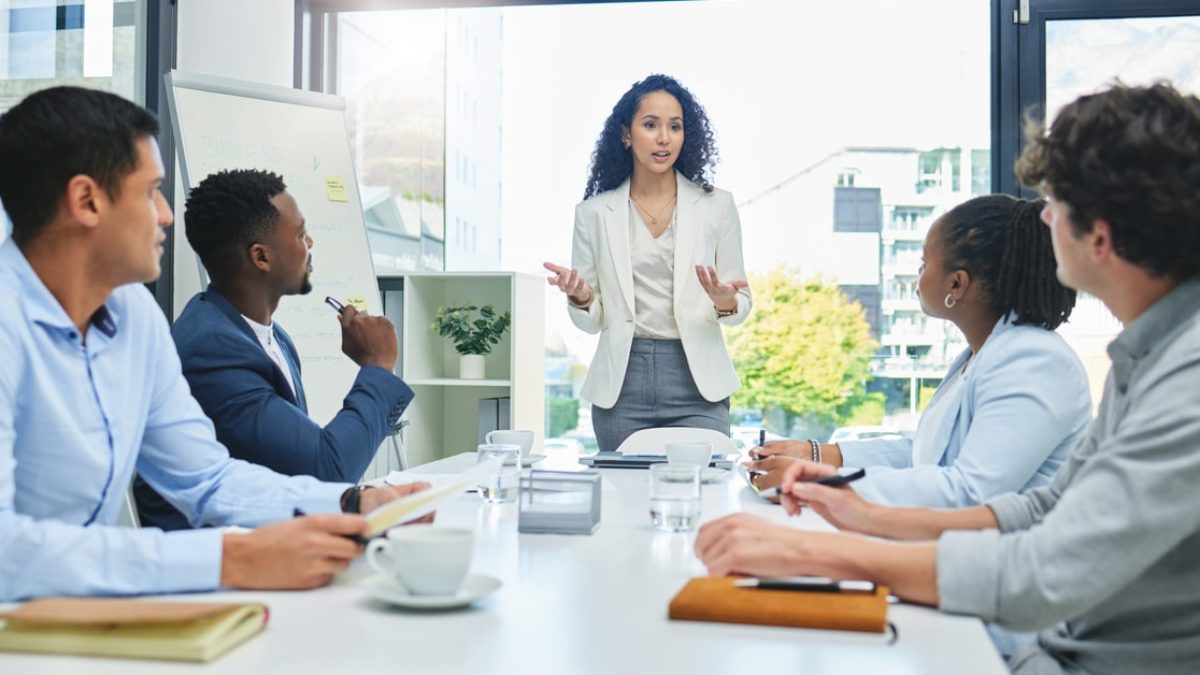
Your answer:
459;354;485;380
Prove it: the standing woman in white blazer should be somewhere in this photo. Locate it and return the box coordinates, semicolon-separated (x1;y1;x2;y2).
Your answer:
544;74;751;453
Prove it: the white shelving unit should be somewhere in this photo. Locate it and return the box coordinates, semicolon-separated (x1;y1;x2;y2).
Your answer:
398;272;544;467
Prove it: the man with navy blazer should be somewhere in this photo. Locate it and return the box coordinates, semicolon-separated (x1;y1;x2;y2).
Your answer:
136;169;412;530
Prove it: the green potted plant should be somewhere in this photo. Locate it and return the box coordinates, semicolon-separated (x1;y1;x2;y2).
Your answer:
433;304;512;379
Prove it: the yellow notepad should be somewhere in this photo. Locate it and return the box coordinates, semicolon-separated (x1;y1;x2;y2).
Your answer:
0;598;268;662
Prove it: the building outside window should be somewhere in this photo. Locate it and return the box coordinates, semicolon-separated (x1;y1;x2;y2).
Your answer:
0;0;146;244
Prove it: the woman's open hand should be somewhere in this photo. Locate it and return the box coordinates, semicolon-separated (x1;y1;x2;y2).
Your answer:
695;265;747;313
544;262;594;307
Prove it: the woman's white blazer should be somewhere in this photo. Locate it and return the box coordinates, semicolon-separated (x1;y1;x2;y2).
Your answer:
567;173;752;409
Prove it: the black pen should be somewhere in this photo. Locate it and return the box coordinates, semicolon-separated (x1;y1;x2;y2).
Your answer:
293;508;369;545
324;296;346;313
750;428;766;460
734;577;877;593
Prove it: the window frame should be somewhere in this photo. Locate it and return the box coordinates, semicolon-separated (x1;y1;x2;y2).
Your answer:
295;0;683;93
992;0;1200;196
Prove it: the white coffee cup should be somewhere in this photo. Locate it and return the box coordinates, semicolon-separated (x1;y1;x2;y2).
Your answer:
666;441;713;468
485;429;535;458
366;525;474;596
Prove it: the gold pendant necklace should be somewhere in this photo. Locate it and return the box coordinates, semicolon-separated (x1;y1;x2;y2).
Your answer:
631;192;677;226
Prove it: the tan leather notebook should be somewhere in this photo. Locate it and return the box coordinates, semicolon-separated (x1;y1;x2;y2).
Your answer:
668;577;889;633
0;597;268;662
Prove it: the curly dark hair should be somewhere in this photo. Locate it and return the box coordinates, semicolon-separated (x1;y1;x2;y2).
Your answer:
185;169;287;282
0;86;158;244
1015;81;1200;280
583;74;718;199
940;195;1076;330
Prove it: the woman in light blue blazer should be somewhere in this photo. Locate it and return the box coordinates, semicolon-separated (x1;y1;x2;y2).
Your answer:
751;195;1091;509
543;74;752;453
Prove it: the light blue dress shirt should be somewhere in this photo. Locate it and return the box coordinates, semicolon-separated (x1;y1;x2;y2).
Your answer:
838;315;1092;508
0;240;348;601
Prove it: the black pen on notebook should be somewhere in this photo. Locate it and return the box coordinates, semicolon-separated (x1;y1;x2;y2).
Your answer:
293;508;369;545
735;577;877;593
324;296;346;313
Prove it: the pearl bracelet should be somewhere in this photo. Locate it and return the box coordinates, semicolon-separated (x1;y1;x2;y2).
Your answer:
808;439;822;464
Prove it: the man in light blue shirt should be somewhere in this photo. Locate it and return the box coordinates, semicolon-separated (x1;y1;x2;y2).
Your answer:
0;86;425;601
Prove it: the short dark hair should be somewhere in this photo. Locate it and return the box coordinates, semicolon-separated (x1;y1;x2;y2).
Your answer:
0;86;159;244
185;169;288;281
940;194;1076;330
584;74;718;199
1015;82;1200;280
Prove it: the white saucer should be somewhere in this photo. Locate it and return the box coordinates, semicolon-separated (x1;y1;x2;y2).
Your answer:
701;467;730;484
521;454;546;467
363;573;502;610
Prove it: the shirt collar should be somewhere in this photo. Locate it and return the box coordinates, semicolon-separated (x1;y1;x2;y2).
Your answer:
1107;278;1200;388
1;239;122;341
241;313;275;345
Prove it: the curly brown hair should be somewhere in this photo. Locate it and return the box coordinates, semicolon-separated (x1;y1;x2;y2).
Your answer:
1015;81;1200;280
584;74;718;200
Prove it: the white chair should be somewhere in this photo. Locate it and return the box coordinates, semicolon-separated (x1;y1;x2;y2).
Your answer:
614;427;738;456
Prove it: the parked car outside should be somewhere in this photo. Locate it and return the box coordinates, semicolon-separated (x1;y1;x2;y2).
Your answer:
827;425;905;443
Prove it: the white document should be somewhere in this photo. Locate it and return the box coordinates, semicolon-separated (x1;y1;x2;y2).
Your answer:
365;461;499;537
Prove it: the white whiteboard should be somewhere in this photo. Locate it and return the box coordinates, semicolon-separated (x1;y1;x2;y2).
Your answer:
166;70;381;425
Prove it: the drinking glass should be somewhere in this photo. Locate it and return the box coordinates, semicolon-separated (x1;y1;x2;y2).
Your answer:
476;443;521;503
649;463;700;532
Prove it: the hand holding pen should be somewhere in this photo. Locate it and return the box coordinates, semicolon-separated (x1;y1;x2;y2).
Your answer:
326;296;399;371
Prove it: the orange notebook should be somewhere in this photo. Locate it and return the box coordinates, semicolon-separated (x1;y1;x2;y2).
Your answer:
668;577;889;633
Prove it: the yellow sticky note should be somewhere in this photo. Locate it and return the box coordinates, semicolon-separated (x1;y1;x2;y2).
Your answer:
345;295;367;312
324;177;348;202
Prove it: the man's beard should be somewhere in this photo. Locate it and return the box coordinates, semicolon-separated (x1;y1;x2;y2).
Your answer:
298;258;313;294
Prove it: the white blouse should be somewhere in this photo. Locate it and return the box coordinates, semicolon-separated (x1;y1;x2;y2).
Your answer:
628;200;680;339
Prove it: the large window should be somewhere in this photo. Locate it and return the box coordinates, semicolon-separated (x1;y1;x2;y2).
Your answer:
317;0;993;444
0;0;147;242
1000;1;1200;409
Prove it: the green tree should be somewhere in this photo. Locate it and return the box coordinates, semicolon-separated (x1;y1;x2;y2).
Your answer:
727;267;878;436
547;398;581;438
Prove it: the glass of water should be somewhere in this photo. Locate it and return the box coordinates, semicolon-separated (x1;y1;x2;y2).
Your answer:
649;463;701;532
477;443;521;503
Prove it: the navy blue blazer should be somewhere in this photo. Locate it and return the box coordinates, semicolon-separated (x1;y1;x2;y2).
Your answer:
136;286;413;530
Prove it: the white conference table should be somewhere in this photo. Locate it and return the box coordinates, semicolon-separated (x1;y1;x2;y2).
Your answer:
1;452;1007;675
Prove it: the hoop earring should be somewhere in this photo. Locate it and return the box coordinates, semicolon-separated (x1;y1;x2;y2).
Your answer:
943;293;956;309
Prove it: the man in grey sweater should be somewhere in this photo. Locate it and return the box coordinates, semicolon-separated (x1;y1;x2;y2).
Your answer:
694;82;1200;675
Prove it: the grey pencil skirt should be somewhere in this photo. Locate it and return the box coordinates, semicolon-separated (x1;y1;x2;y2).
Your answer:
591;338;730;454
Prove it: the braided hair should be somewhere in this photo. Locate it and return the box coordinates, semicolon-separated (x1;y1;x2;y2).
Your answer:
940;195;1076;329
